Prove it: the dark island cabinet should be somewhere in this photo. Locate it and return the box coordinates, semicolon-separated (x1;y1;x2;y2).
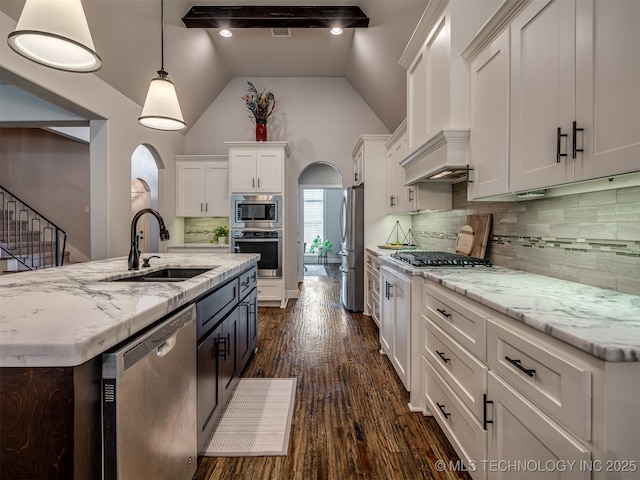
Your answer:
195;265;258;451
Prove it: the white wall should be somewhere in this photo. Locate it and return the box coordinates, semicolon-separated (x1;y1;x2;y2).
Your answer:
186;76;389;295
0;11;185;261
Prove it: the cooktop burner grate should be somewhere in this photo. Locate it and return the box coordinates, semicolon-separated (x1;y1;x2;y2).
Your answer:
390;251;492;267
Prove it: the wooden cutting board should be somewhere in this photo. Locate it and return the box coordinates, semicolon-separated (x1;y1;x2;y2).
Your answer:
455;225;475;255
464;214;492;259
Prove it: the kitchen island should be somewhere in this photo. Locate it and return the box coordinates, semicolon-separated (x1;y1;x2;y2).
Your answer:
0;253;259;479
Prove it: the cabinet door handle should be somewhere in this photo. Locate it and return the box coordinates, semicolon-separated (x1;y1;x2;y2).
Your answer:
435;350;450;364
257;178;260;188
483;394;493;430
505;356;536;377
385;281;394;299
408;188;414;202
466;165;474;184
436;402;451;419
572;121;584;159
216;336;228;359
205;203;208;212
200;203;203;212
252;178;255;188
354;172;359;183
556;127;568;163
436;308;451;319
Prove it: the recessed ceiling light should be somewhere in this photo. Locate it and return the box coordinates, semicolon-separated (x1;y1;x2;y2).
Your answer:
219;29;232;37
330;27;343;35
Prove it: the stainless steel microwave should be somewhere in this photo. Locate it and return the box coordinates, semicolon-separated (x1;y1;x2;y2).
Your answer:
230;194;282;229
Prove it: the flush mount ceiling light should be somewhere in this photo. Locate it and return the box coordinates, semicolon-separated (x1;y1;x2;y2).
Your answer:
138;0;186;131
219;29;233;37
7;0;101;72
330;27;343;35
182;5;369;29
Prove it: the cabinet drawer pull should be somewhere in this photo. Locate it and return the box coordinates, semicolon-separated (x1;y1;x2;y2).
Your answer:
556;127;568;163
505;356;536;377
435;350;450;364
483;394;493;430
436;402;451;419
241;279;251;287
436;308;451;318
572;121;584;159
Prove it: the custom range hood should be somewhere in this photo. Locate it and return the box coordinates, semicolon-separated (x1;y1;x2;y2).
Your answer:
181;5;369;29
399;129;470;184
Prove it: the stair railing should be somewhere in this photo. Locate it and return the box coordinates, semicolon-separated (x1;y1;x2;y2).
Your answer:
0;186;68;270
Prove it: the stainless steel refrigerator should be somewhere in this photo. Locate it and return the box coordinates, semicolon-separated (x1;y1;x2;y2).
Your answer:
339;185;365;311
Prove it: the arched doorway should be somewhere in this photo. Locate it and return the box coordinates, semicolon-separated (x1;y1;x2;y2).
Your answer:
297;162;343;282
131;144;163;253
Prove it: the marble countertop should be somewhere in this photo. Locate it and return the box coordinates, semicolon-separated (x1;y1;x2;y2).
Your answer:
380;256;640;362
0;253;258;368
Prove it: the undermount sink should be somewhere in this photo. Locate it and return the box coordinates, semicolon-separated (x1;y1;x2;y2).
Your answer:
107;267;215;282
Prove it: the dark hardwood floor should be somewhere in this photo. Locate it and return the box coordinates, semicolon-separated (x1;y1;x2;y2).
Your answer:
195;265;469;480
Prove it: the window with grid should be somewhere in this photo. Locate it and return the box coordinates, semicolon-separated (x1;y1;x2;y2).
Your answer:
303;189;323;253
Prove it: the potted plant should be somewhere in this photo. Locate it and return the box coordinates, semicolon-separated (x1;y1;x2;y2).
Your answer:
309;235;333;262
211;225;229;246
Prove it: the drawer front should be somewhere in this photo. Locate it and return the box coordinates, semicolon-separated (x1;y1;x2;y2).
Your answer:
196;278;239;338
424;357;487;477
487;372;591;480
424;283;487;361
487;319;591;441
424;317;488;422
257;280;281;301
239;266;258;298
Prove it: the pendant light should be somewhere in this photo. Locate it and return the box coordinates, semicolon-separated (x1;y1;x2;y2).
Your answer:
7;0;101;72
138;0;186;131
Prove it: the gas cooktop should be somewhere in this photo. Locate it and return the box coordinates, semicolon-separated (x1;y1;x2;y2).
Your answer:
390;251;492;268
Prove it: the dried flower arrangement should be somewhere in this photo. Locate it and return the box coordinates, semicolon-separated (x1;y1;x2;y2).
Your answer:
242;81;276;124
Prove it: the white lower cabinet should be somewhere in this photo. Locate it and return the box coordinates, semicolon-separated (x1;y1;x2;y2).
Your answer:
421;278;639;480
380;265;411;390
425;357;488;478
364;251;381;327
256;278;284;307
486;371;591;480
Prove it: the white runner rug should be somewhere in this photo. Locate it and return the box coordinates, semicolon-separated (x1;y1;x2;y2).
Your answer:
304;264;327;277
200;378;296;457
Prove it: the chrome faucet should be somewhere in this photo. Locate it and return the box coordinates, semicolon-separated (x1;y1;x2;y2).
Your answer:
128;208;170;270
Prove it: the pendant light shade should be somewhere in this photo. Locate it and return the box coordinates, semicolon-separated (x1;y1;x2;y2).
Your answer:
7;0;101;72
139;70;187;131
138;0;186;131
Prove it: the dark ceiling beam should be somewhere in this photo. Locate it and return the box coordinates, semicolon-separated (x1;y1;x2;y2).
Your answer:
182;5;370;29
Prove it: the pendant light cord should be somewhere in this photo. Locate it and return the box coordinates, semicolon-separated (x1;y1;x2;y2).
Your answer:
160;0;166;75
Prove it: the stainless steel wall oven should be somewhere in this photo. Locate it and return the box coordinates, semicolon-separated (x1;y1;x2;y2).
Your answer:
231;230;282;278
230;194;282;229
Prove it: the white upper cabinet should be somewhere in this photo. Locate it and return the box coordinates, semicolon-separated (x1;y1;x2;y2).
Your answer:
385;121;407;214
465;0;640;198
574;0;640;180
467;29;511;199
176;156;229;217
509;0;577;192
399;0;499;182
227;142;289;194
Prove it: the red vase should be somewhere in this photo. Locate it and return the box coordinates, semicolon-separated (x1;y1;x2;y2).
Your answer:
255;121;267;141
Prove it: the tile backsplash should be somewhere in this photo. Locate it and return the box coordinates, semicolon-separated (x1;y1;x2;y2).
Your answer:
411;183;640;295
183;217;229;244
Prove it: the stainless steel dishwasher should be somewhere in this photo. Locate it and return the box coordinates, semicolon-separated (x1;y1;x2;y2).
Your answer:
102;304;197;480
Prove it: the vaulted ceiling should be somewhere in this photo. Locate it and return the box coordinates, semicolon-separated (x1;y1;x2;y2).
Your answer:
0;0;429;133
